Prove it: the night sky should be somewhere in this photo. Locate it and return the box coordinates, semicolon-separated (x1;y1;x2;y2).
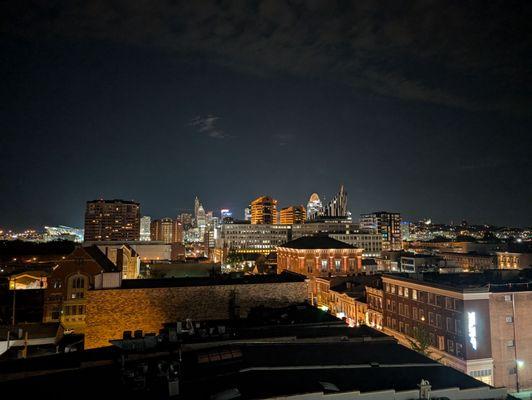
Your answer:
1;1;531;229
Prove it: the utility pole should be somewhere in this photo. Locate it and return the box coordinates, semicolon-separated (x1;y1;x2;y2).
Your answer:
11;278;16;328
511;293;520;392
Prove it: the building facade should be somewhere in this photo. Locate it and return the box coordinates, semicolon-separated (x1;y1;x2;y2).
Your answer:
218;223;290;255
84;199;141;242
380;271;532;391
360;211;402;251
140;216;151;241
250;196;278;224
497;251;532;269
330;233;383;258
277;236;363;278
306;192;323;220
43;246;120;332
279;205;306;225
150;218;183;244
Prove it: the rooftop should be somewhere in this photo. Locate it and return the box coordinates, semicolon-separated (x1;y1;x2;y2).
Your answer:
279;236;357;250
100;271;305;290
0;304;505;399
383;269;532;293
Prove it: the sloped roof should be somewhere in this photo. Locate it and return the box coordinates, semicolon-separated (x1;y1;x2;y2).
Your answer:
279;236;356;250
83;246;119;272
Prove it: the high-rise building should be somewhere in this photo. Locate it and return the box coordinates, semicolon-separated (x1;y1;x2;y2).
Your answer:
150;218;183;244
140;216;151;241
280;205;306;224
306;193;323;220
323;185;348;217
197;205;206;228
250;196;278;224
244;207;251;221
360;211;402;251
178;213;193;229
84;199;140;242
194;196;201;222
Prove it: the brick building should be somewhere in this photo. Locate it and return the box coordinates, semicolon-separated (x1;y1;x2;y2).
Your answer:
277;236;363;278
311;276;375;327
381;270;532;391
43;246;120;332
440;251;496;271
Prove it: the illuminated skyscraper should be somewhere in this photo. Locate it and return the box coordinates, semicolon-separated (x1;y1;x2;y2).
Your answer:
280;205;306;224
360;211;402;251
244;207;251;221
84;199;140;242
306;193;323;220
323;185;348;217
150;217;183;244
140;216;151;241
250;196;278;224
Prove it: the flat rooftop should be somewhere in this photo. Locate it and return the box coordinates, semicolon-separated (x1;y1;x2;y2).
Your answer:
384;269;532;292
96;271;306;290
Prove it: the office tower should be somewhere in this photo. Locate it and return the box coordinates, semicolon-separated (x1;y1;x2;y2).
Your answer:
150;218;183;244
194;196;201;221
280;205;306;224
197;205;206;228
140;216;151;241
84;199;140;242
360;211;402;251
323;184;348;217
178;213;193;229
150;218;174;243
250;196;278;224
306;193;323;220
244;207;251;221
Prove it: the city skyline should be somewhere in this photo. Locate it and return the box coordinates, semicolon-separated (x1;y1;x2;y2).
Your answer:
2;2;531;230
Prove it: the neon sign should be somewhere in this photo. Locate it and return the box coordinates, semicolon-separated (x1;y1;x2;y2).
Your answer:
468;312;477;350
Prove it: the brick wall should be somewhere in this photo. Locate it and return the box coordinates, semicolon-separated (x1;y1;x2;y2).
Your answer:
85;281;307;349
490;292;532;390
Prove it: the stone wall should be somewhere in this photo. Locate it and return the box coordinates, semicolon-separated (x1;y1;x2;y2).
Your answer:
85;281;307;349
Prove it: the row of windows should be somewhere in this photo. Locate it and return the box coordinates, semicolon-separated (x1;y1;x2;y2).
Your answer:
385;283;462;311
386;317;464;358
387;300;463;334
64;305;85;316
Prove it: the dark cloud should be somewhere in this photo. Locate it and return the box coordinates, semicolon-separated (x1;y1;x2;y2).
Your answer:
189;115;228;139
3;1;531;114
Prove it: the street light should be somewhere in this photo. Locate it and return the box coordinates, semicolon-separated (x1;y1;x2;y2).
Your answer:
517;360;525;369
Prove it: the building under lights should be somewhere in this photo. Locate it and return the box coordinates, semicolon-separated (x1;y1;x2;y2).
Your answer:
323;184;348;218
84;199;141;242
150;218;183;244
250;196;278;224
218;223;290;256
140;216;151;241
306;192;323;220
380;270;532;391
276;236;363;278
279;205;306;224
43;225;84;242
360;211;402;251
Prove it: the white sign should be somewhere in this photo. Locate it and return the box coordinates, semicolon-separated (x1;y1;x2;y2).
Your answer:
468;311;478;350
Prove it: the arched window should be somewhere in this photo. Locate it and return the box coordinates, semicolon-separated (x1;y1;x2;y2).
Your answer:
67;274;86;299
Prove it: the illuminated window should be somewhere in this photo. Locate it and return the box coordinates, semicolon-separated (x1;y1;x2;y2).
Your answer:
321;259;328;272
412;289;418;300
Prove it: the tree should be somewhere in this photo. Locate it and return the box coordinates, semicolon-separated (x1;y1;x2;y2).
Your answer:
225;249;244;267
407;325;435;358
